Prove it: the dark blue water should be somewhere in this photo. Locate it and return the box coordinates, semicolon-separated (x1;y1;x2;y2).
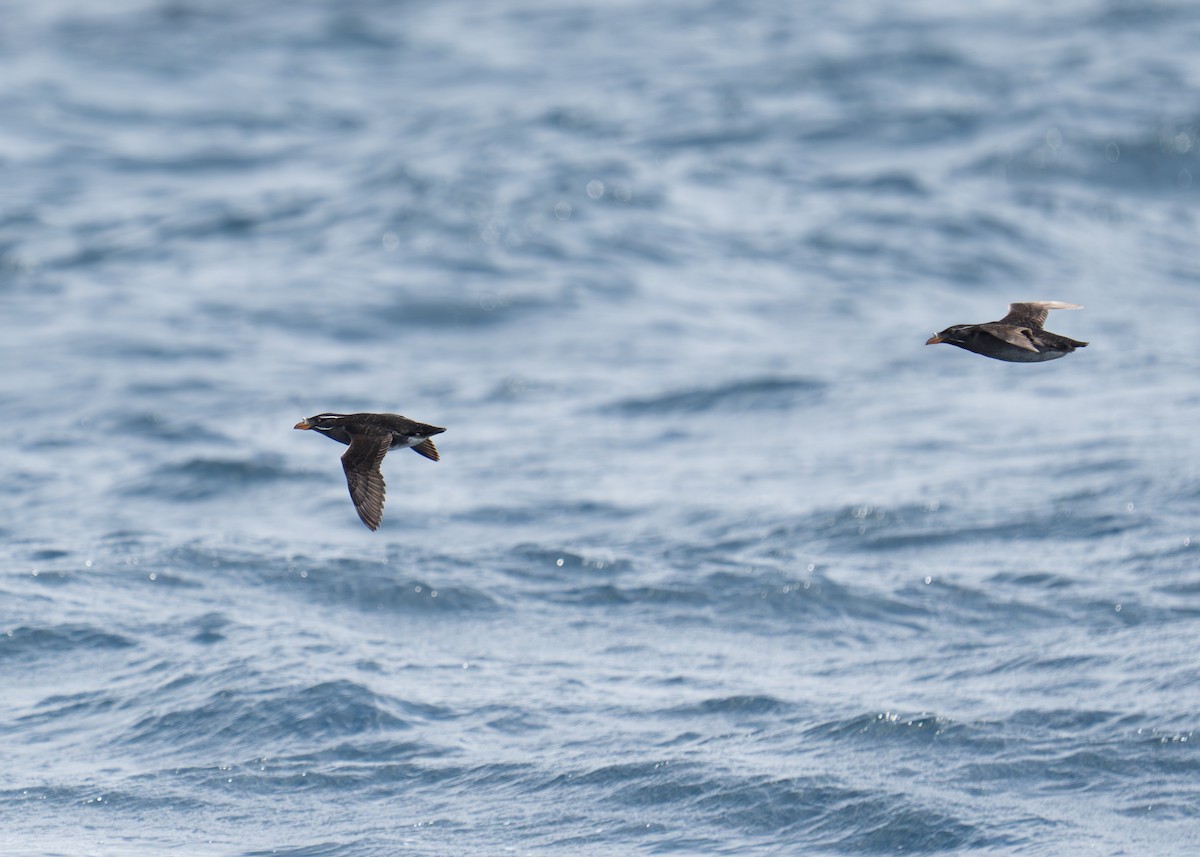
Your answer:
3;1;1200;854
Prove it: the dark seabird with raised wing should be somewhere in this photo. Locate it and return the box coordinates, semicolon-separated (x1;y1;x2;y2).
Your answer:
294;412;445;530
926;301;1088;362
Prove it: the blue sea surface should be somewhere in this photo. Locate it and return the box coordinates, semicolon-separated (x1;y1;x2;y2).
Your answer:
3;1;1200;854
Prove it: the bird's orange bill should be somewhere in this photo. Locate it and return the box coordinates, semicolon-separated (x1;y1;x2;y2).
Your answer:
925;334;943;345
294;420;312;430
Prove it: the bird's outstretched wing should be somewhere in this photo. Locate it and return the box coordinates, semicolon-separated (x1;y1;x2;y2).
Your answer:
341;433;392;530
978;322;1040;352
999;301;1082;329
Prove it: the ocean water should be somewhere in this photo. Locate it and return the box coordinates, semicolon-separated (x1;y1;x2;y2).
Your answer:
2;1;1199;854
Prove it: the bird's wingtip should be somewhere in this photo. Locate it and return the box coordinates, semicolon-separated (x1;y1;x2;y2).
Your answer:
1014;300;1082;311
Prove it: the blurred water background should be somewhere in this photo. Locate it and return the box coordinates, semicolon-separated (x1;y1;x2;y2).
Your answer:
2;1;1200;854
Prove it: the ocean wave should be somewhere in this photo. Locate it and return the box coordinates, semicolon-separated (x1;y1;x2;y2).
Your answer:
610;376;826;415
124;456;303;501
0;624;135;663
120;679;448;756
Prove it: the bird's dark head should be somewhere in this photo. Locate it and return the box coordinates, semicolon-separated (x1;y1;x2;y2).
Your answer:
293;413;345;431
926;325;973;347
293;414;354;444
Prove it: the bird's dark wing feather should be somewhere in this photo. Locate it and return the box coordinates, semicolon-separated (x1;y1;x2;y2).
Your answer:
341;434;392;530
998;301;1081;329
410;438;440;461
978;322;1041;352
